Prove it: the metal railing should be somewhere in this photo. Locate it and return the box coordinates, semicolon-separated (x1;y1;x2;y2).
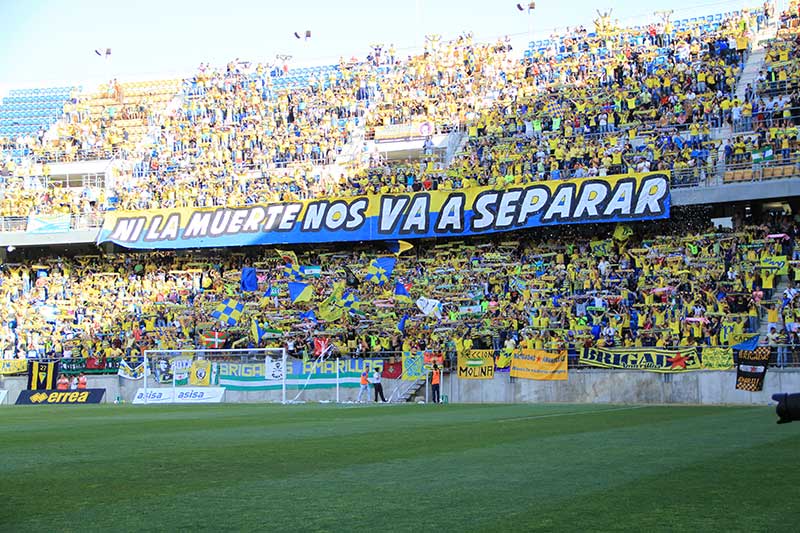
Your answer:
757;78;800;97
668;157;800;189
0;213;103;233
4;344;797;376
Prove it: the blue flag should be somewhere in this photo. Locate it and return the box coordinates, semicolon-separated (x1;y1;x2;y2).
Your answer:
288;282;313;303
733;335;760;352
240;267;258;292
251;319;267;344
365;257;396;286
299;310;318;323
732;335;760;363
397;313;408;334
211;298;244;326
394;281;411;302
283;264;302;280
341;291;361;314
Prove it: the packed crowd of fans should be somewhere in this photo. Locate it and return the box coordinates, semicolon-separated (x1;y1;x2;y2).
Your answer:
1;217;798;366
1;4;797;217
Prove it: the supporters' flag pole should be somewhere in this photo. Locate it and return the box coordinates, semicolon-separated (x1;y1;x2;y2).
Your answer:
336;359;340;404
281;347;288;404
425;368;430;404
290;342;334;403
143;350;150;405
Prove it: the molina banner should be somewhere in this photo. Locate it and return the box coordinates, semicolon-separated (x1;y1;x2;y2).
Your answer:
98;173;670;249
16;389;105;405
510;349;568;381
457;350;495;379
735;346;771;392
580;347;702;372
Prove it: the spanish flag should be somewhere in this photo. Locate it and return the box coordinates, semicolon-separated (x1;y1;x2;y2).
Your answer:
27;361;60;390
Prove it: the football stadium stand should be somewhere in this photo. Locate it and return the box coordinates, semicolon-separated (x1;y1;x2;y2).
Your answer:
0;2;799;392
0;86;75;142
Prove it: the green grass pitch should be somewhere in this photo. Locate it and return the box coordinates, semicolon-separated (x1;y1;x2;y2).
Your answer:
2;403;799;532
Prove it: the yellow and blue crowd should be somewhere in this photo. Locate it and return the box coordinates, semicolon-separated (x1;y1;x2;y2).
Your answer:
1;218;798;366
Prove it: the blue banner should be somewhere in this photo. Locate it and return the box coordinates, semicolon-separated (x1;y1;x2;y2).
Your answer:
98;173;670;249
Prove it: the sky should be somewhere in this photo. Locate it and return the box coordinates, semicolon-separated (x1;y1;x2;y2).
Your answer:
0;0;764;90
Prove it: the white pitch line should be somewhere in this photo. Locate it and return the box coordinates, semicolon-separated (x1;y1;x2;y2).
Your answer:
497;405;650;423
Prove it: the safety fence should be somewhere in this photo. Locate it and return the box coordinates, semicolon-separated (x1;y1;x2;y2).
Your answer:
2;344;799;378
0;213;103;233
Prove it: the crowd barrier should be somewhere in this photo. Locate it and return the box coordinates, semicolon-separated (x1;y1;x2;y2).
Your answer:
2;343;798;379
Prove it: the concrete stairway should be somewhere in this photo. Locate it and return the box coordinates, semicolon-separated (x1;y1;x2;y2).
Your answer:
757;274;790;338
387;378;425;403
735;23;778;101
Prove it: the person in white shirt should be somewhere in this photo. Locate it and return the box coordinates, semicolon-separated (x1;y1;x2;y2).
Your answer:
372;369;387;403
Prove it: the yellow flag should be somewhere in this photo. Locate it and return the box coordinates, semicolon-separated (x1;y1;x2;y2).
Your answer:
613;224;633;242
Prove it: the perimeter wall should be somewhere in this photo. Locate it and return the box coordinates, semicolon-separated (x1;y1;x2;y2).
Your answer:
3;369;799;405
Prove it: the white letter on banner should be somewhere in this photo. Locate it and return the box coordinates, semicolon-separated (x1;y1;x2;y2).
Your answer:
380;197;408;233
144;216;163;241
303;202;326;231
401;195;429;232
184;211;213;238
603;181;634;216
346;199;368;230
241;207;266;232
436;194;464;232
542;186;574;221
279;204;302;230
516;187;549;225
227;209;248;233
209;210;231;237
325;202;348;230
160;214;181;240
472;192;498;230
109;217;145;242
495;190;522;228
573;182;609;218
263;205;284;231
634;176;668;215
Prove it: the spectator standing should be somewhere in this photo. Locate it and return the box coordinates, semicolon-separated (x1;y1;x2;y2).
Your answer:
372;368;387;403
356;368;370;403
431;363;441;404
